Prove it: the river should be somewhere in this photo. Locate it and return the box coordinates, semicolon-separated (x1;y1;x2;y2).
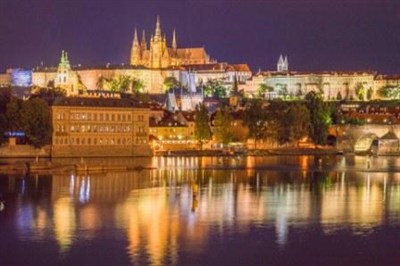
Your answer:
0;155;400;265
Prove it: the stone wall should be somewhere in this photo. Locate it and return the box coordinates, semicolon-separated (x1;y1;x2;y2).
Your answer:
51;144;152;157
0;145;51;158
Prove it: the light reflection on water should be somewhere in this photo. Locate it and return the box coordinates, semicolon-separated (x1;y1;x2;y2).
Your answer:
1;156;400;265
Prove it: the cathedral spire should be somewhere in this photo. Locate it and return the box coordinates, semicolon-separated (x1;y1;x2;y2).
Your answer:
59;50;70;69
141;30;147;50
172;29;177;50
131;28;141;65
133;28;139;46
155;15;162;40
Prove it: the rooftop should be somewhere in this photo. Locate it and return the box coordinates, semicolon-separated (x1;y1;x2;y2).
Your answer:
52;97;148;108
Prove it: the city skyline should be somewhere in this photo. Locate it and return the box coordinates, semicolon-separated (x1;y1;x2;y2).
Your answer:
1;0;400;73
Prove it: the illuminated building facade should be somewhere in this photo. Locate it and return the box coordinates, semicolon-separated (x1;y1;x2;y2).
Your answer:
243;69;378;100
130;17;213;68
51;97;152;157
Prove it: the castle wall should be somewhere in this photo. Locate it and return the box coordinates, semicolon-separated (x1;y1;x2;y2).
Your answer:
32;71;57;88
0;73;11;86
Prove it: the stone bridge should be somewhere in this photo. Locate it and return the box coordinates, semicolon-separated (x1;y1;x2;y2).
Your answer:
330;124;400;153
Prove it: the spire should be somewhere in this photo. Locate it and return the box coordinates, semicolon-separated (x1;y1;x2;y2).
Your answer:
172;28;177;50
277;54;284;72
133;28;139;46
278;54;283;64
155;15;162;39
141;30;147;50
58;50;70;69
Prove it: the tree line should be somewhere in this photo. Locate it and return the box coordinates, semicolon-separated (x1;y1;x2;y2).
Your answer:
0;88;51;148
194;91;335;149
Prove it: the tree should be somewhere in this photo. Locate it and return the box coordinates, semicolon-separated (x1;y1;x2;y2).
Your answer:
366;87;373;100
6;98;23;132
257;83;268;98
0;87;12;113
163;76;180;91
33;87;66;98
279;86;289;100
194;104;212;150
286;104;311;146
336;91;342;101
213;107;234;146
96;76;107;90
305;91;331;146
231;75;239;95
21;98;52;148
204;79;227;98
377;86;400;99
355;83;365;101
0;114;7;145
266;100;289;145
131;78;145;94
243;100;268;148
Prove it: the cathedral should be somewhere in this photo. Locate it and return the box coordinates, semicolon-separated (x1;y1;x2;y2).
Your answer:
130;17;214;68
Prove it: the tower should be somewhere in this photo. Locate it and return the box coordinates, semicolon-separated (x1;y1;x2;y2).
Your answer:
277;54;288;72
55;50;78;96
150;16;168;68
172;29;177;51
141;30;147;51
57;50;71;85
130;28;141;65
284;56;289;71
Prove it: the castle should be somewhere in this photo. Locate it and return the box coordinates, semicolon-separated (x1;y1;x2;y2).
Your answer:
130;17;214;68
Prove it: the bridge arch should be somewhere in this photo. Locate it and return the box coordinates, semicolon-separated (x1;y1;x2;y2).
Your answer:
354;133;378;153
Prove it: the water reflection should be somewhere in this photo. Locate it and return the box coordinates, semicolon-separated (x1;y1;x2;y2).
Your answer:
2;156;400;264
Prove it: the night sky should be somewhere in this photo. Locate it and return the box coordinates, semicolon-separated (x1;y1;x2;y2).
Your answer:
0;0;400;73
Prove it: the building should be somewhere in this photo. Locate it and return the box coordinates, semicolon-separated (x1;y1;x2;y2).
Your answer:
51;97;152;157
149;112;196;151
244;69;377;100
130;16;214;68
277;54;289;73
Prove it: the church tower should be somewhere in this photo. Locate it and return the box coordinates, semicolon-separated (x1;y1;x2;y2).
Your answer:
55;50;77;96
277;54;288;72
56;50;70;85
172;29;177;51
150;16;168;68
141;30;147;51
130;28;141;65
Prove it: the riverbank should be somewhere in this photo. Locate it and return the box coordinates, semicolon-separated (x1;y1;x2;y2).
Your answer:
156;147;339;156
